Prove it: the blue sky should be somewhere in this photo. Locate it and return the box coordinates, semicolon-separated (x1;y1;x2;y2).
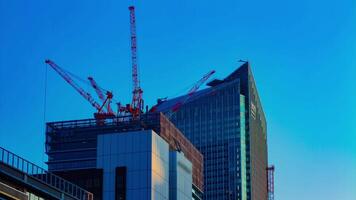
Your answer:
0;0;355;199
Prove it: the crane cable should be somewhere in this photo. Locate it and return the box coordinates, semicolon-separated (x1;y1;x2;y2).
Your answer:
63;68;110;94
42;62;48;169
45;62;120;110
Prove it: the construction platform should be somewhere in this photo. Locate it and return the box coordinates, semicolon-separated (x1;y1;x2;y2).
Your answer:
45;112;204;192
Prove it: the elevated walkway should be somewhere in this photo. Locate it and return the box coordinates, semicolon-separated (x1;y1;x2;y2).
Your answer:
0;147;93;200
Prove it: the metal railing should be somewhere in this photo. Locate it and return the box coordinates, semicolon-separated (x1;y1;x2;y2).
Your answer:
47;112;160;131
0;147;93;200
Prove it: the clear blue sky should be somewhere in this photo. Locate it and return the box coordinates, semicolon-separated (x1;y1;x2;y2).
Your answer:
0;0;355;199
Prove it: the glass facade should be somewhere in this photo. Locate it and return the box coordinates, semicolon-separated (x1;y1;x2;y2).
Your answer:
156;63;268;200
240;95;247;200
97;130;170;200
169;80;243;200
169;151;193;200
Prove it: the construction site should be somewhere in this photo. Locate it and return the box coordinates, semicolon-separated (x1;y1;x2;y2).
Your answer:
1;5;273;200
3;0;355;199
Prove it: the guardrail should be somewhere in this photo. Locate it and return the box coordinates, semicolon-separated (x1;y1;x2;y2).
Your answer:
47;112;160;130
0;147;93;200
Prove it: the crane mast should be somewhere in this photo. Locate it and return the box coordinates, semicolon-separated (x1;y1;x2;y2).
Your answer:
129;6;143;117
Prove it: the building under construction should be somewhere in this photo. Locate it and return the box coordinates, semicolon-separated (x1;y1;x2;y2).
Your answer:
45;62;274;200
42;4;273;199
45;112;203;200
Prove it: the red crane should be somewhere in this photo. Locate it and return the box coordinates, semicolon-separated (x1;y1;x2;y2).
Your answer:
88;77;114;115
171;70;215;113
88;77;106;103
150;70;216;118
128;6;143;118
45;59;114;119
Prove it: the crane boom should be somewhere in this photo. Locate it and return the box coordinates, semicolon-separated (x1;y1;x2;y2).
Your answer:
156;70;215;118
187;70;216;97
45;59;102;111
88;77;115;114
171;70;215;112
129;6;143;117
88;77;105;102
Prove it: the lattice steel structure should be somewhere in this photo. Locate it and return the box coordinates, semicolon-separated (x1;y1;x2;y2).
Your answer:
267;165;275;200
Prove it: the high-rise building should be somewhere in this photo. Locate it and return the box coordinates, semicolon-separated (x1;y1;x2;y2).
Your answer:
45;113;203;200
156;62;268;200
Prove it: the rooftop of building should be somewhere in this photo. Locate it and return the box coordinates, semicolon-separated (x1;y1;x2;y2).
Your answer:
154;62;250;113
46;112;204;191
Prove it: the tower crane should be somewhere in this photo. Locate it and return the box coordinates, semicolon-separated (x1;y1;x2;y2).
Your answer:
45;59;115;119
128;6;144;118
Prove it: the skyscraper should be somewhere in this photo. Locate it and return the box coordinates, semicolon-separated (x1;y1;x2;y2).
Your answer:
156;62;268;200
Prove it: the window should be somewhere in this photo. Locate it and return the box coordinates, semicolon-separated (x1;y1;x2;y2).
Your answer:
115;167;126;200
